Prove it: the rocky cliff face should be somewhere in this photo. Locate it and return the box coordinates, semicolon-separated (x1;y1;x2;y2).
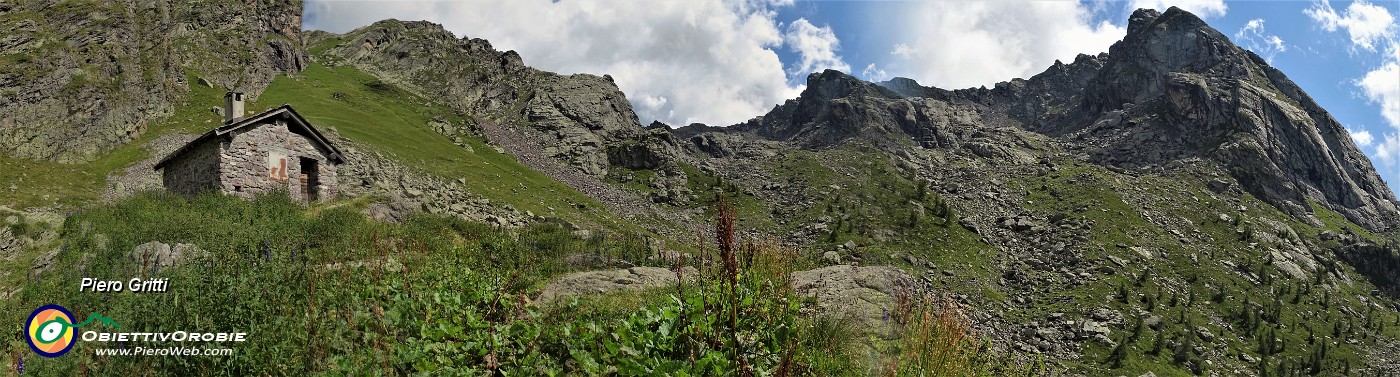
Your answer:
0;1;305;163
1065;8;1396;230
681;6;1397;232
319;20;679;177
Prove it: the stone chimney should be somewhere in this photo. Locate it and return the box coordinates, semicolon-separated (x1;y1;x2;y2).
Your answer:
223;92;245;123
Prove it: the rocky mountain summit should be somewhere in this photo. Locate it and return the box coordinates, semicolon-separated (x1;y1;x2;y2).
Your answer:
4;3;1400;374
316;20;681;178
661;8;1400;373
681;7;1396;233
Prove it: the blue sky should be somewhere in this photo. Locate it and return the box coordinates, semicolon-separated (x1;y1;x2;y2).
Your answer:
304;0;1400;195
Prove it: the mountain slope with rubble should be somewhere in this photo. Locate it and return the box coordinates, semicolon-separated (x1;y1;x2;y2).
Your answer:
3;3;1400;376
662;7;1400;375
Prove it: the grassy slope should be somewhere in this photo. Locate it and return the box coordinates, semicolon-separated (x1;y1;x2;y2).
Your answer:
1003;161;1397;376
669;144;998;299
2;60;635;232
250;62;633;231
661;142;1399;375
0;74;223;209
5;191;1014;376
1;192;647;375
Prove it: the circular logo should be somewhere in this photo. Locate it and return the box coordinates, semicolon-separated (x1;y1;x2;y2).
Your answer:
27;304;77;358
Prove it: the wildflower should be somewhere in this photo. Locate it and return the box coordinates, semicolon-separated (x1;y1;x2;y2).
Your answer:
882;308;889;326
17;354;24;374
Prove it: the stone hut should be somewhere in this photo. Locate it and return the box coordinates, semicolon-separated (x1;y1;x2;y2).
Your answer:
154;92;344;203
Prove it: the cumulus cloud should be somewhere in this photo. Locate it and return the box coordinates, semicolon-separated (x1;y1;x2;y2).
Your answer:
861;63;889;81
783;18;850;79
1375;133;1400;165
1234;19;1287;62
1305;0;1397;52
1351;128;1376;146
1130;0;1228;18
1304;0;1399;171
304;0;809;127
891;43;915;59
882;2;1125;90
1359;61;1400;130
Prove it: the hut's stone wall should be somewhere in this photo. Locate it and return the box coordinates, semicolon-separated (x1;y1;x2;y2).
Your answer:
218;118;339;202
160;139;221;197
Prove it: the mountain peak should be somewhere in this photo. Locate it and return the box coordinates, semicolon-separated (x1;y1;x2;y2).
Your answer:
1065;7;1400;229
1126;8;1162;36
803;69;898;101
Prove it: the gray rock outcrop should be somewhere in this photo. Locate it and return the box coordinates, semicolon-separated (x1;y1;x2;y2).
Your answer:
334;138;532;227
1067;7;1397;229
676;6;1398;231
790;265;919;332
321;20;682;178
537;266;698;305
0;1;306;162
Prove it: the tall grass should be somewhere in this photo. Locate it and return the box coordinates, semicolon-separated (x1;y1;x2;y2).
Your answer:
5;192;1030;375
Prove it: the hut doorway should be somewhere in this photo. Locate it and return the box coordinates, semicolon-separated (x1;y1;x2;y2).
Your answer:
299;157;319;202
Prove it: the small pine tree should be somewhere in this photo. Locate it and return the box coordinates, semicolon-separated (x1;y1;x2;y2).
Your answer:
1105;334;1129;368
1151;329;1166;355
1175;331;1195;364
1259;355;1272;377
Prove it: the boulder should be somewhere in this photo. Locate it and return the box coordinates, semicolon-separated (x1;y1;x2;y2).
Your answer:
537;266;698;305
790;265;917;335
822;251;842;265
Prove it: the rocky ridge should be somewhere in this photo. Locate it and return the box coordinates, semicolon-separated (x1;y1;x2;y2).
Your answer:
679;7;1396;233
317;20;683;178
660;6;1400;374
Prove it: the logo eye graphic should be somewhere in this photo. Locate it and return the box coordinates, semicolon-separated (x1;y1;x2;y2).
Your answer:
27;304;77;358
37;319;70;344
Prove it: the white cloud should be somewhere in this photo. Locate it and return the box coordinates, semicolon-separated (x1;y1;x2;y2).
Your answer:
1129;0;1228;18
783;18;851;78
1234;19;1287;62
861;63;889;81
1305;0;1400;150
1305;0;1397;52
304;0;807;127
883;2;1125;89
1351;128;1376;146
1375;133;1400;165
891;43;915;59
1359;61;1400;130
